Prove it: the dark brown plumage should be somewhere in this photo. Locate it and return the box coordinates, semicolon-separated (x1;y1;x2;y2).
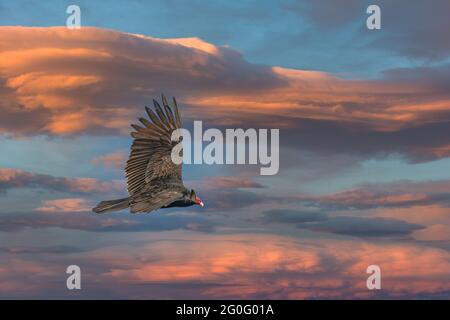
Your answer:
93;95;203;214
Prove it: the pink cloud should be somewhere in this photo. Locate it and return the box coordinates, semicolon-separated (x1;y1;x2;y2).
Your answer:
0;167;124;194
91;150;128;170
0;258;60;295
413;224;450;241
298;179;450;210
0;232;448;298
36;198;91;213
94;233;450;298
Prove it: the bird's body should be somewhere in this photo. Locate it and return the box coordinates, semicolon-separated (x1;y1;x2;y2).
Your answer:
93;95;203;214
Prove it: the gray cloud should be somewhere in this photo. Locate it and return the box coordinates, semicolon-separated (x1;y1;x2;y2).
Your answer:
263;209;327;223
260;208;425;238
0;211;215;233
203;189;268;211
0;245;84;254
298;216;425;237
285;0;450;60
276;116;450;164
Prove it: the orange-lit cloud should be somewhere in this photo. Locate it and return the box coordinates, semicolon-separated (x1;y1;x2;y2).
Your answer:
0;231;448;298
94;233;450;299
36;198;91;213
1;26;449;137
2;26;450;163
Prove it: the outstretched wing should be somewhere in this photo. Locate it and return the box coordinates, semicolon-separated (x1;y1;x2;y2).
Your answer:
125;95;183;196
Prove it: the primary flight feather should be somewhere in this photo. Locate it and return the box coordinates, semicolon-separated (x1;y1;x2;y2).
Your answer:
93;95;204;214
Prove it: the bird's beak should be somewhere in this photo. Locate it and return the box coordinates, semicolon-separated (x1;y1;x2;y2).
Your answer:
196;198;204;207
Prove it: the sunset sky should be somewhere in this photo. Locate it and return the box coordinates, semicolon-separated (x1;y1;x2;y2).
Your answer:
0;0;449;299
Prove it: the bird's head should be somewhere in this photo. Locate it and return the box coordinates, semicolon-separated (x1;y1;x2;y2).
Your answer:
189;189;204;207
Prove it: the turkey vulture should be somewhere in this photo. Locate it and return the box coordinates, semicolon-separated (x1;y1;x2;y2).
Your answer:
93;95;204;214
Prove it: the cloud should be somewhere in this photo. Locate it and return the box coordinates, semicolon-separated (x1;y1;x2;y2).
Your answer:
0;168;124;195
194;176;266;189
91;150;128;170
36;198;91;213
270;180;450;239
0;210;215;233
303;190;431;210
185;176;270;212
261;208;424;238
0;257;62;296
263;209;327;223
202;189;267;211
298;216;424;237
370;0;450;60
1;26;450;163
285;0;450;60
0;245;84;254
413;224;450;242
298;179;450;210
0;26;283;136
0;231;448;299
89;234;450;299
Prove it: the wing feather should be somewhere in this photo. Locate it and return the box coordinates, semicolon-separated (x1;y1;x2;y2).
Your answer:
153;100;170;127
145;106;166;130
125;96;183;196
172;97;182;128
162;95;177;129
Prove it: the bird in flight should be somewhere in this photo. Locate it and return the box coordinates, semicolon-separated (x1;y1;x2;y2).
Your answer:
93;95;204;214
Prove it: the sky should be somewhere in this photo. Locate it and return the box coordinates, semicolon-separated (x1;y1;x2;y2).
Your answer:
0;0;449;299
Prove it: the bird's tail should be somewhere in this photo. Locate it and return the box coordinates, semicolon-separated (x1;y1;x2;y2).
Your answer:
93;197;130;214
